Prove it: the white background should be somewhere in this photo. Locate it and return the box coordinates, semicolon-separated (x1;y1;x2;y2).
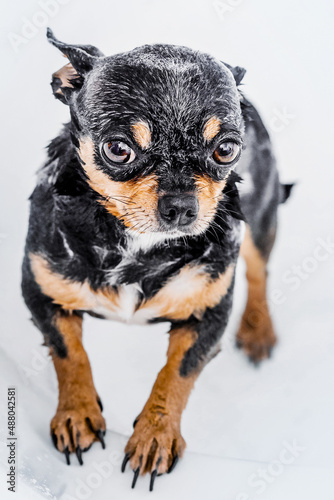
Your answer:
1;0;334;499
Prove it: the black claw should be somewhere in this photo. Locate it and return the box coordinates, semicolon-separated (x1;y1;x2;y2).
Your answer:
121;453;130;473
64;446;70;466
67;419;75;450
97;397;103;412
250;357;260;367
167;455;179;474
131;467;140;489
82;443;93;453
149;470;157;492
96;430;106;449
76;446;83;466
51;432;58;449
133;416;139;428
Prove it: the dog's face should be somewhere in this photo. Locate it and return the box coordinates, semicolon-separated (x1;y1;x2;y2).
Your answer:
48;29;245;239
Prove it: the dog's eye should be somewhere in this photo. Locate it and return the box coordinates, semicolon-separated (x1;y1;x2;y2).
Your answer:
212;141;240;164
103;141;136;164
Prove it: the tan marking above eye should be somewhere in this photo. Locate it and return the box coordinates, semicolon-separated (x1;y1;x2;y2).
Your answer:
203;116;222;142
131;121;151;149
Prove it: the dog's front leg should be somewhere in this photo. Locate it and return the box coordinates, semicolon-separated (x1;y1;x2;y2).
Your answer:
123;325;196;488
22;255;106;464
123;287;234;490
50;312;106;464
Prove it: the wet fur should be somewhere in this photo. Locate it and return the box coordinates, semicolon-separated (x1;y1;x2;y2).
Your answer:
21;29;291;483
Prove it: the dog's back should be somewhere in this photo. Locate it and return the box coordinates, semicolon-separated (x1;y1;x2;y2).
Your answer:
237;96;292;258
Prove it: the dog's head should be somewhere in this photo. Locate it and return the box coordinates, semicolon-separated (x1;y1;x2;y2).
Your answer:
47;28;245;239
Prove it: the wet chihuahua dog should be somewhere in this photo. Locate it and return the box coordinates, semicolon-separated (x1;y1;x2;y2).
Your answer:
22;28;292;491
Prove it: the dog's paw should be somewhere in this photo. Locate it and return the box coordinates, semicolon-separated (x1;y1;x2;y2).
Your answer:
236;313;277;365
122;412;185;491
51;399;106;465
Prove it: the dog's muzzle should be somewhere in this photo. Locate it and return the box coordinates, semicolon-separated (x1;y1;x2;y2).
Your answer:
158;194;199;229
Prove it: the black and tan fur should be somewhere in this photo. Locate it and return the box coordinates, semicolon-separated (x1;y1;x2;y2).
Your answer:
21;29;292;491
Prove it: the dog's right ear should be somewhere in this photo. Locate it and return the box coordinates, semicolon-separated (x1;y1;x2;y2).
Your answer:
47;28;104;104
221;61;246;86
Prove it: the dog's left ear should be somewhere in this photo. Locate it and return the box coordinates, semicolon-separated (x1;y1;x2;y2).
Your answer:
47;28;103;104
221;61;246;86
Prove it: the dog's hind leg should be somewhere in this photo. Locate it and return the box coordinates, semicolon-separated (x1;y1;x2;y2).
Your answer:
236;223;277;364
235;97;288;364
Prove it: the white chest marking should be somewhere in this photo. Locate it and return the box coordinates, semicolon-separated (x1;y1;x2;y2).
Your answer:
92;284;156;324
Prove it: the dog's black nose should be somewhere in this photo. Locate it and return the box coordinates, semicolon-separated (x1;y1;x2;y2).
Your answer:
158;195;199;227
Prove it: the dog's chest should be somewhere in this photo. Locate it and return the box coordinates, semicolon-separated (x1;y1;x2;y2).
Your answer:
88;248;213;324
87;258;233;325
92;283;151;324
32;235;235;324
90;241;175;324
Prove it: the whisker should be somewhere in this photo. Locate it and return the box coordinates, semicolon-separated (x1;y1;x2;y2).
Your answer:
102;194;136;206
